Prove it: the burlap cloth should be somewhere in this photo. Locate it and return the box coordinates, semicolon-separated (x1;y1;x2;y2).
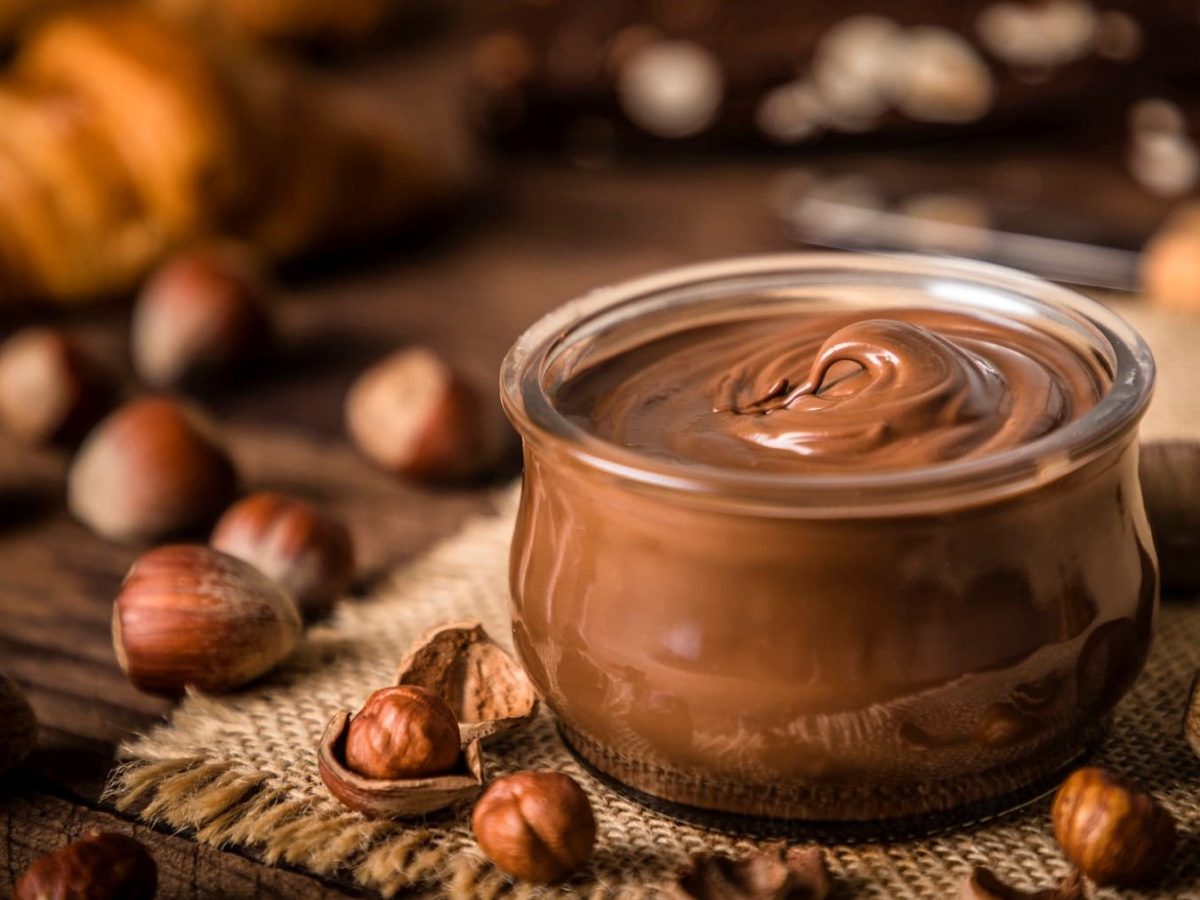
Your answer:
108;299;1200;899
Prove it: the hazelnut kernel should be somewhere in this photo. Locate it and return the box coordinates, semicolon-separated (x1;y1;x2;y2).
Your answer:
131;244;272;389
1051;766;1175;886
471;771;597;883
211;491;354;620
68;397;237;543
344;685;461;780
15;831;156;900
113;544;302;695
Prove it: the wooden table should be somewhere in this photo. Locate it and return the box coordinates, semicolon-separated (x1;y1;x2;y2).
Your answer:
0;22;1180;896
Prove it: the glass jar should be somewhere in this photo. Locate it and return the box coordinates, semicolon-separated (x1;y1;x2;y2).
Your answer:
500;254;1157;823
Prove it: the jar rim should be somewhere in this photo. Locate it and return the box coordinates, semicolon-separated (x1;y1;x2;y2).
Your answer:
499;253;1155;513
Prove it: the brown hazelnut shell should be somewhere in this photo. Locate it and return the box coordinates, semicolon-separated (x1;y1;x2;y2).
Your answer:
395;620;538;744
317;709;484;818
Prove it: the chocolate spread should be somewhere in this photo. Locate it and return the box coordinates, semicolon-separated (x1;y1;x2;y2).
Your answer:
556;309;1107;473
509;304;1155;821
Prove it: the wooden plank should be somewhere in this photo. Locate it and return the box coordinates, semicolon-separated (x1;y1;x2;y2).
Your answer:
0;790;365;898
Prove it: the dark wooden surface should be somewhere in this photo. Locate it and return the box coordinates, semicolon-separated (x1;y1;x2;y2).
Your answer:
0;21;1182;899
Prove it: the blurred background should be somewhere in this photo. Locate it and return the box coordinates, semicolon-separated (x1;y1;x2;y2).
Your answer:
1;5;1200;887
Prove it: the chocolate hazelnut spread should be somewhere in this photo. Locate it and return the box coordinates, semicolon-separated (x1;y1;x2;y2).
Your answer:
556;309;1107;473
502;259;1157;823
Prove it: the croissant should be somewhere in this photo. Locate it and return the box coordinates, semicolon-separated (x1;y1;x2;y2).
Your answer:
0;5;452;307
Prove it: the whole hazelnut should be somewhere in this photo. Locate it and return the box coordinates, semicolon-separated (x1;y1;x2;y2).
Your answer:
471;771;597;883
1140;441;1200;591
131;244;272;389
211;491;354;619
1052;766;1175;886
0;673;37;779
113;544;302;695
0;327;112;447
68;397;237;543
1142;218;1200;311
345;347;500;482
15;831;156;900
344;685;461;780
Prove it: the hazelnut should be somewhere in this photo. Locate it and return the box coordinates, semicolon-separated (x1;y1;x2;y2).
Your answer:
131;244;272;389
211;491;354;620
68;397;237;543
0;673;37;779
1139;441;1200;591
1051;766;1175;886
113;544;302;695
344;685;461;780
1141;215;1200;311
0;327;112;447
15;831;156;900
670;844;830;900
345;347;501;482
471;771;597;883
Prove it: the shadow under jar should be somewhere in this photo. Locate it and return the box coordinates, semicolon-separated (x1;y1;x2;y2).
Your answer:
500;254;1157;825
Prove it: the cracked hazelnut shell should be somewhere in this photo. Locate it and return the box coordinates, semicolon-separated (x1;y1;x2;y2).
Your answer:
211;491;354;620
0;673;36;779
113;544;302;695
0;327;113;448
68;397;237;543
396;620;538;743
131;244;272;389
343;685;461;780
15;831;156;900
1051;766;1175;887
318;708;483;818
471;771;596;883
669;844;830;900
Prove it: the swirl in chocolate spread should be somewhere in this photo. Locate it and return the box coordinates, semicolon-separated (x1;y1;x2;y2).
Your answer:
556;308;1109;472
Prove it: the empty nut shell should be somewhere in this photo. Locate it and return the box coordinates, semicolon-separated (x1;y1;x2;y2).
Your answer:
113;544;302;695
396;620;538;743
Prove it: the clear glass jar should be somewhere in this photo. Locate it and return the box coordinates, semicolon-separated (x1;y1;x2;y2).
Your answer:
500;254;1157;823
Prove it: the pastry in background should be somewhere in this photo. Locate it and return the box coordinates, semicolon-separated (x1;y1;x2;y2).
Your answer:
0;5;460;308
467;0;1200;157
